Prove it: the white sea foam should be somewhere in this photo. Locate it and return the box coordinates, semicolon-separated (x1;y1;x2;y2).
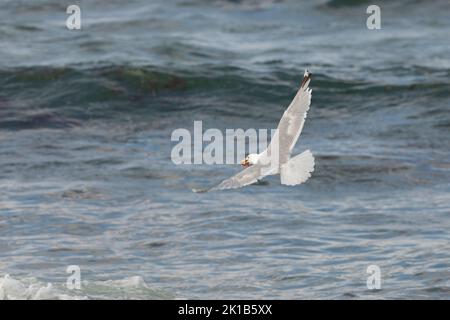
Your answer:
0;274;171;300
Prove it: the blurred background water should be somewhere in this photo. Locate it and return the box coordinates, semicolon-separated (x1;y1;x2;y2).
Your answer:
0;0;449;299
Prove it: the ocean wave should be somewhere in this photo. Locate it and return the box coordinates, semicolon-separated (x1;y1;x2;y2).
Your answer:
0;64;448;130
1;64;448;100
324;0;372;8
0;274;172;300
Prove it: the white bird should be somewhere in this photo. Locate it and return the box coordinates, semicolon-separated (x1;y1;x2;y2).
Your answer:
208;70;315;192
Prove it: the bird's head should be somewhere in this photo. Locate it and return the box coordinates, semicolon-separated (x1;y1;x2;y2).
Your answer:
240;154;259;167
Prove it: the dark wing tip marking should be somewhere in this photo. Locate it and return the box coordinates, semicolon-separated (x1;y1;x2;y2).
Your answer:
300;70;312;88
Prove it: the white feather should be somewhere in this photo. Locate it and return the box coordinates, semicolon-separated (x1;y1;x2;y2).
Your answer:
280;150;315;186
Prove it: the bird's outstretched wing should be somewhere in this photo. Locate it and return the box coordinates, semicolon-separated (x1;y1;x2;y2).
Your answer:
263;70;312;166
208;164;272;192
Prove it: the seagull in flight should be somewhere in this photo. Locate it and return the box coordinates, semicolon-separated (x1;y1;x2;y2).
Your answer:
205;70;315;192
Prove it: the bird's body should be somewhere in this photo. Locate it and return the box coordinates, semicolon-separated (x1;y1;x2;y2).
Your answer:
207;70;315;192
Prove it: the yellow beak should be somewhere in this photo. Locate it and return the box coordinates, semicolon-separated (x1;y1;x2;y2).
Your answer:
240;159;250;167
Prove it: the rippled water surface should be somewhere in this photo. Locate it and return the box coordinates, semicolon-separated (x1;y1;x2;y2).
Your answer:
1;0;450;299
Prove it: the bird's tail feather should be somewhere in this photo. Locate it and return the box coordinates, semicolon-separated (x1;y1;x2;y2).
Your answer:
280;150;315;186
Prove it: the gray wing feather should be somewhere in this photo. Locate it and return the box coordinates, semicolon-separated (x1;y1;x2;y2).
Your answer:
209;165;267;191
265;70;312;166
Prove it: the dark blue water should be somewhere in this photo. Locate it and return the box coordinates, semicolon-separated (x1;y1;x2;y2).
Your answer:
1;0;450;299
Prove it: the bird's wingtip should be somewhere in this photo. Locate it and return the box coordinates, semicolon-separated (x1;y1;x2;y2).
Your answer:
301;69;312;88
